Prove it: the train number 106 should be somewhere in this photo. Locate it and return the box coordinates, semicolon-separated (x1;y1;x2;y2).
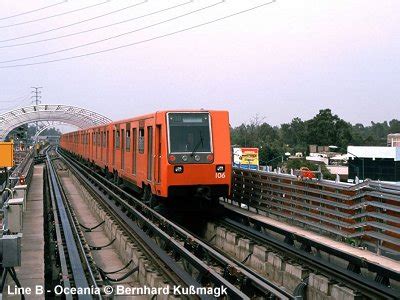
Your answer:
215;172;226;179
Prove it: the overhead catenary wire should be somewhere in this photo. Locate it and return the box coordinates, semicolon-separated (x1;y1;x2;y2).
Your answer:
0;0;110;29
0;95;32;111
0;0;276;68
0;93;31;103
0;0;193;49
0;1;67;21
0;0;148;43
0;0;226;64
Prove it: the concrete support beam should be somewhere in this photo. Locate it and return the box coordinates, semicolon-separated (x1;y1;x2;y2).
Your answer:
235;238;253;262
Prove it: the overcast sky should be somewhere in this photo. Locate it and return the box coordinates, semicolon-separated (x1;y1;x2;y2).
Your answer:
0;0;399;127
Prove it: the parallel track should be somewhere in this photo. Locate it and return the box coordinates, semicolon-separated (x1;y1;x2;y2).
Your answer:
46;150;100;300
58;147;294;300
221;205;400;300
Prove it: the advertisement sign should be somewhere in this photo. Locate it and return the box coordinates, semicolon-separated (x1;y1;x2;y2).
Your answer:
233;147;259;170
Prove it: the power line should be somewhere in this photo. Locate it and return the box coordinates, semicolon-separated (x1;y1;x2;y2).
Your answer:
0;0;225;64
0;1;110;29
0;95;32;111
0;1;67;21
0;0;192;49
0;0;276;68
0;93;31;103
0;0;148;43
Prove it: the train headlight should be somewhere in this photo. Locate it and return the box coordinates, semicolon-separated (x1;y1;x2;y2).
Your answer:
216;165;225;173
182;155;188;162
194;155;201;162
169;154;176;162
174;166;184;173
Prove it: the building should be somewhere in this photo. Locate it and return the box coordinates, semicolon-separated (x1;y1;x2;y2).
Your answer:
306;153;329;165
347;146;400;183
309;145;330;153
387;133;400;147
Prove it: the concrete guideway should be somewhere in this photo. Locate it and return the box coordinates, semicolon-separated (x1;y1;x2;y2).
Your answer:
220;201;400;299
223;203;400;275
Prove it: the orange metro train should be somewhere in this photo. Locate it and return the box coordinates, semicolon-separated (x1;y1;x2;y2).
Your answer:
60;110;232;205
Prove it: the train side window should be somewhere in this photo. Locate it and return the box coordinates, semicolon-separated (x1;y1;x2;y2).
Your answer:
112;130;115;148
116;130;120;149
126;129;131;151
138;128;145;154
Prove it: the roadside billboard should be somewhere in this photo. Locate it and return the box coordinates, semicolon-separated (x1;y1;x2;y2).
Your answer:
233;147;259;170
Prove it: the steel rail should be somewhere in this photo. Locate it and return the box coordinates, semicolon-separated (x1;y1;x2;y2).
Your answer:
58;150;240;300
221;201;400;281
66;165;215;300
50;157;101;295
44;161;72;299
58;148;293;300
46;150;98;299
221;208;400;300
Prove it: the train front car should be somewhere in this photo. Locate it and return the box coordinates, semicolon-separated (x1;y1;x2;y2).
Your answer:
163;110;231;205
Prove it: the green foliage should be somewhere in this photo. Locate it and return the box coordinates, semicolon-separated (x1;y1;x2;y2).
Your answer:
285;159;318;171
231;109;399;168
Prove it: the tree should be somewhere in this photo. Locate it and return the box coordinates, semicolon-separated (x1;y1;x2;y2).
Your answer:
304;109;353;149
389;119;400;134
230;109;400;169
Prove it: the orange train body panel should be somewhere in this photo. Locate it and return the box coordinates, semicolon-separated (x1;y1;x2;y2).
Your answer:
60;110;232;199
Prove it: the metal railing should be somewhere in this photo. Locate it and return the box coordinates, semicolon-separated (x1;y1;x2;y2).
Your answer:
232;167;400;256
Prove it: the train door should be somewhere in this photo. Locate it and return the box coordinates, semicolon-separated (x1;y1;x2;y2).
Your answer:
112;129;116;166
154;125;162;183
147;126;153;181
106;130;110;164
121;128;125;170
84;132;86;157
125;124;131;172
100;131;103;161
89;131;94;160
132;128;137;175
94;131;101;160
94;132;96;159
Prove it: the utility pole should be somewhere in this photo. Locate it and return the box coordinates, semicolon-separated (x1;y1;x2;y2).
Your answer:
31;86;42;105
31;86;42;139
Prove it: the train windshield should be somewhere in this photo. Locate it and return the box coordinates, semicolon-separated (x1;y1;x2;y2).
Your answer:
168;113;212;153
